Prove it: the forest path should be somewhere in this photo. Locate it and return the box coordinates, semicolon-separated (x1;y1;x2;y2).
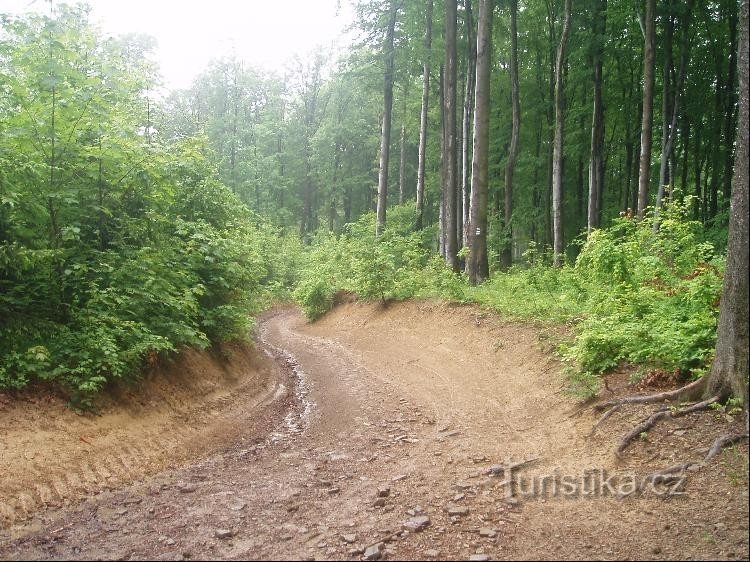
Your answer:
0;301;747;560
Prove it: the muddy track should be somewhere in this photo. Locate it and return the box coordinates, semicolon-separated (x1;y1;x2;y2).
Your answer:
0;302;747;561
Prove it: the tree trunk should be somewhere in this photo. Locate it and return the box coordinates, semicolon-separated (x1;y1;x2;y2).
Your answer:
439;64;446;256
654;0;693;229
637;0;656;219
587;0;606;234
399;81;408;205
704;0;749;407
552;0;572;268
416;0;434;230
443;0;459;271
466;0;493;284
723;4;739;204
461;0;476;248
501;0;520;269
376;0;398;236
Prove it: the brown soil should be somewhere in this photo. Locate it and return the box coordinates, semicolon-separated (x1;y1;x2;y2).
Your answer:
0;301;747;561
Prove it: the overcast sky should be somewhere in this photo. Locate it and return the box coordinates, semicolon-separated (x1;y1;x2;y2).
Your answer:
1;0;354;90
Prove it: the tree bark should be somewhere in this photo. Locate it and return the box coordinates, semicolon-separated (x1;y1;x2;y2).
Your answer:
587;0;606;235
723;4;739;203
439;63;446;256
376;0;399;236
637;0;656;219
552;0;572;267
416;0;433;230
466;0;493;284
461;0;476;248
704;0;749;407
501;0;521;269
442;0;459;271
654;0;693;229
398;81;408;205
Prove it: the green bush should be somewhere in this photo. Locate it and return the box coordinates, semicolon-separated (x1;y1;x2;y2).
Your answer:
293;205;464;319
559;202;724;395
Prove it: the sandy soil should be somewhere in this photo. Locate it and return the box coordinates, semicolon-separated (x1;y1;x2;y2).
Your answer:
0;301;747;560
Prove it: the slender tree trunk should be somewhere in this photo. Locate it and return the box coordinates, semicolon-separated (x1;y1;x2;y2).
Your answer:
501;0;521;269
456;86;463;249
709;69;724;219
443;0;459;271
277;100;286;211
655;0;693;229
532;114;543;244
330;144;341;231
637;0;656;219
704;0;749;407
439;64;446;256
657;6;676;196
461;0;476;248
680;116;690;197
723;6;739;203
587;0;606;234
398;81;408;205
376;0;398;236
552;0;572;267
416;0;433;230
466;0;493;284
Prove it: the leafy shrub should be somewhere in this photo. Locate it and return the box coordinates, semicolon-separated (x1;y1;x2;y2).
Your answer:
560;202;724;395
293;205;463;318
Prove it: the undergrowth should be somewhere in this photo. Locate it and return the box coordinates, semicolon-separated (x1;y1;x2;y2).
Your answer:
294;200;724;399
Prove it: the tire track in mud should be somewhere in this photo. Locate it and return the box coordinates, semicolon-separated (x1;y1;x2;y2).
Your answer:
0;347;286;528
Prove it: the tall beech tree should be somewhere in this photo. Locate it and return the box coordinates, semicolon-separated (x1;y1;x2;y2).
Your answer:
552;0;572;267
442;0;459;270
376;0;399;236
654;0;695;229
461;0;476;248
704;0;748;407
587;0;606;234
466;0;493;284
416;0;433;230
502;0;521;267
637;0;656;219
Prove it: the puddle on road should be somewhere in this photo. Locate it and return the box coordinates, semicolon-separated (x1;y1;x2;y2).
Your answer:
257;324;315;445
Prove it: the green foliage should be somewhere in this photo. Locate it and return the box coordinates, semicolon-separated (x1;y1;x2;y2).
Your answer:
294;204;464;319
0;8;293;398
296;202;724;402
563;203;723;390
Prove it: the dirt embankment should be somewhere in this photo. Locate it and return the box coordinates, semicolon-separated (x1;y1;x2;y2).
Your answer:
0;301;747;561
0;341;283;528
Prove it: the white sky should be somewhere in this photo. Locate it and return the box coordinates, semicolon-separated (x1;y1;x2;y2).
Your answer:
1;0;354;90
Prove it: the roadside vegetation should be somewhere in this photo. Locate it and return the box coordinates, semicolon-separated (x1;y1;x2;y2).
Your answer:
295;199;725;398
0;7;300;404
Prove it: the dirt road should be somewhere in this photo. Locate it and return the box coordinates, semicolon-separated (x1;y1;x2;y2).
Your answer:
1;301;747;560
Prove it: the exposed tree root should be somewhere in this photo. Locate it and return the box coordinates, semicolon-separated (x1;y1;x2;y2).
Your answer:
594;377;705;411
646;432;748;482
589;404;621;436
705;432;749;461
645;462;696;484
615;395;721;458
